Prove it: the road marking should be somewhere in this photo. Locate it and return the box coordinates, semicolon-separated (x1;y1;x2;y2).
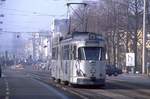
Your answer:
4;79;10;99
5;96;9;99
68;89;88;99
30;73;88;99
6;92;10;95
6;88;9;91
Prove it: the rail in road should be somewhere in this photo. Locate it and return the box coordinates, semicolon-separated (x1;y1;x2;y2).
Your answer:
0;69;81;99
1;68;150;99
28;71;88;99
28;70;150;99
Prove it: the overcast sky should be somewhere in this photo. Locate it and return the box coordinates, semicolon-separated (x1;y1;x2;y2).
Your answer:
1;0;82;32
0;0;82;52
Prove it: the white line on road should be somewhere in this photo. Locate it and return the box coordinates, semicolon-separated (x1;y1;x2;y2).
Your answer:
4;79;10;99
5;96;9;99
6;87;9;91
6;92;10;95
67;89;88;99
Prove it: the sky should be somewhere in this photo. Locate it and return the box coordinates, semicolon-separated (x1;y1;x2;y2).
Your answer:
0;0;82;52
1;0;82;32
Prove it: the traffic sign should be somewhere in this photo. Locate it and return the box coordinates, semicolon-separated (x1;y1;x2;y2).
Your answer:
126;53;135;66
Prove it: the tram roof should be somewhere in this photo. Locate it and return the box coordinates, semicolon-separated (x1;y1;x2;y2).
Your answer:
60;31;104;41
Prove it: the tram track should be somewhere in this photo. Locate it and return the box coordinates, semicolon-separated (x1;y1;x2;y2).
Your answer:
27;71;150;99
27;71;88;99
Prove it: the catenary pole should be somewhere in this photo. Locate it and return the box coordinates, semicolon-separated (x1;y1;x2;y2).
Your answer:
142;0;146;74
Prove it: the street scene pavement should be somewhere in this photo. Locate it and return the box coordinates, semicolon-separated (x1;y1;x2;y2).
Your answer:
1;0;150;99
0;67;80;99
0;66;150;99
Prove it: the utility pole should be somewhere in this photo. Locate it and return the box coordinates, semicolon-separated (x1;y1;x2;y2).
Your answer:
142;0;147;74
32;33;36;61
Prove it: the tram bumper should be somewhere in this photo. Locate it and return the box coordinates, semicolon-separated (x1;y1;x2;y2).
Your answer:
76;78;105;85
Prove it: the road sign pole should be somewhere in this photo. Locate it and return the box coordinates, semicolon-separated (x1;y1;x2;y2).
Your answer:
142;0;146;74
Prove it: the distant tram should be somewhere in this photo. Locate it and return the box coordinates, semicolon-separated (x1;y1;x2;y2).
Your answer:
51;31;106;86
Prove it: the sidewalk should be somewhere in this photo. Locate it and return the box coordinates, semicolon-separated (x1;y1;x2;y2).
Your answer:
122;73;150;78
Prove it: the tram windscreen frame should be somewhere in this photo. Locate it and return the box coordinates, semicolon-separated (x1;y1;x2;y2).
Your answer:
78;47;104;60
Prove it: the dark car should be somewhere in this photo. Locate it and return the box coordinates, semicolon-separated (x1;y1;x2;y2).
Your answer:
106;65;122;76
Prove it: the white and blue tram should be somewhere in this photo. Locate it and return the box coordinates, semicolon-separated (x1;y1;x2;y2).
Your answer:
51;31;106;86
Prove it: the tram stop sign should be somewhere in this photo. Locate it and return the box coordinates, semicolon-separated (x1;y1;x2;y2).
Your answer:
126;53;135;67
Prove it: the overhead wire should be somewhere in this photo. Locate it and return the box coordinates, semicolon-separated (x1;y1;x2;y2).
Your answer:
1;22;46;27
0;30;51;34
0;0;72;35
1;7;48;15
1;7;66;17
2;20;48;24
3;13;59;17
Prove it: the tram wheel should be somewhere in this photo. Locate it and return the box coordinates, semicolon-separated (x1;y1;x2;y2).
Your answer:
61;81;69;85
55;79;61;83
64;81;69;85
69;83;78;88
51;77;55;81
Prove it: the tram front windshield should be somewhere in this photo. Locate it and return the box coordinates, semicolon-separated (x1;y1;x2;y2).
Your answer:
78;47;102;60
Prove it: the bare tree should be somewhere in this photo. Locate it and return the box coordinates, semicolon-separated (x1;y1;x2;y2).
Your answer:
128;0;143;72
71;0;144;72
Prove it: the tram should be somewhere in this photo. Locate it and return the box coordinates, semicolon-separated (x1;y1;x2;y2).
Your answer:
51;31;106;86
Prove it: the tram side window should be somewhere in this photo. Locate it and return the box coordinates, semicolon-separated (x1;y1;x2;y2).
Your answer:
70;45;76;60
101;47;106;60
72;46;76;60
78;47;85;60
63;45;69;60
52;48;58;60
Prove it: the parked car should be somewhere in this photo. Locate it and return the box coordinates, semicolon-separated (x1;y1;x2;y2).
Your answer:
106;65;122;76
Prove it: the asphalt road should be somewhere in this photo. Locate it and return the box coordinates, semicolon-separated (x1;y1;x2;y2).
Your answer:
1;66;150;99
0;68;80;99
74;75;150;99
25;67;150;99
